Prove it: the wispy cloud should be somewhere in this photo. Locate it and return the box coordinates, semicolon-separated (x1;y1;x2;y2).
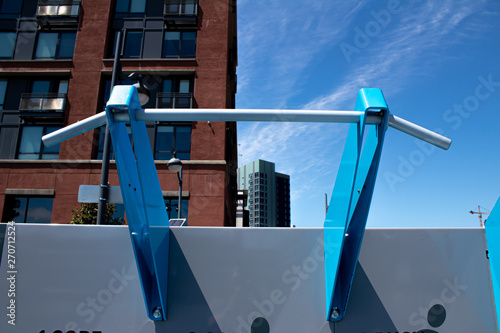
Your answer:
304;0;489;110
237;0;367;108
238;121;348;201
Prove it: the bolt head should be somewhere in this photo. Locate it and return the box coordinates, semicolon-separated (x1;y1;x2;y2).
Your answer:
331;307;340;320
153;307;162;320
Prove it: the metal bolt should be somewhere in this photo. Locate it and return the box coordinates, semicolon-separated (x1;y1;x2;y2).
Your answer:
330;307;340;320
153;307;162;320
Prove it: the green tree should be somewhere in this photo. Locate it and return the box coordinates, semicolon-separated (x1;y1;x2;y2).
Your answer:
70;202;125;225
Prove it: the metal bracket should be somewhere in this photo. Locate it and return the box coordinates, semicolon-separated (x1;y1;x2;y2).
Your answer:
324;89;390;321
105;86;170;321
42;86;450;322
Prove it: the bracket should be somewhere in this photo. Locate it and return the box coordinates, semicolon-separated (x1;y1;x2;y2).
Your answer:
324;89;389;321
105;87;170;321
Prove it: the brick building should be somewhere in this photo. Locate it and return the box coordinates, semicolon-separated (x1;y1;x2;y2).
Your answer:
0;0;238;226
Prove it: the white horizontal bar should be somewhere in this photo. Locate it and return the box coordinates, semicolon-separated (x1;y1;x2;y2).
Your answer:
388;115;451;150
42;108;451;150
43;112;106;147
118;109;373;123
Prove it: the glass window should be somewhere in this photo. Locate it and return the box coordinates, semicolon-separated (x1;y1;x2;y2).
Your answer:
0;1;22;17
18;126;61;160
32;80;51;93
124;31;142;58
175;126;191;154
35;33;58;58
155;126;174;160
130;0;146;13
163;32;180;58
162;79;172;93
179;79;190;93
18;127;43;160
181;32;196;57
35;32;76;59
0;79;7;110
3;196;53;223
115;0;129;13
58;80;69;94
58;33;77;58
0;32;16;59
154;125;191;160
163;31;196;58
115;0;146;17
183;0;197;14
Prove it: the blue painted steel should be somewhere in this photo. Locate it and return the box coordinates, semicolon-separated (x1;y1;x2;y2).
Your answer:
105;85;170;321
324;88;389;321
43;85;451;323
485;197;500;325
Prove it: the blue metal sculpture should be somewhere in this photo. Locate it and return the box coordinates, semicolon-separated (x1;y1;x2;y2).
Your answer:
105;87;171;320
42;86;451;322
485;197;500;324
324;89;390;321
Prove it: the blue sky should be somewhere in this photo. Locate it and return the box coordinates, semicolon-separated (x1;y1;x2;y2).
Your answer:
235;0;500;228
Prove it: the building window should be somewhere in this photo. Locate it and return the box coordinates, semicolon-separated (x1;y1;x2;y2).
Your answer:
155;124;191;160
115;0;146;17
163;31;196;58
110;28;196;59
165;198;188;221
123;30;143;58
0;79;6;110
35;32;76;59
0;32;16;59
0;1;22;18
3;196;53;223
17;126;61;160
157;78;193;108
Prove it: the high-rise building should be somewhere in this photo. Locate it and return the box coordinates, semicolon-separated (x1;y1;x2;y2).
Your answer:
0;0;238;226
237;159;291;227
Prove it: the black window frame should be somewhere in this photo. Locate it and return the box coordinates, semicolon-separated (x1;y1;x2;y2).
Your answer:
34;31;77;60
0;0;23;18
109;27;197;59
2;195;54;224
17;125;62;160
162;30;196;59
0;31;17;60
114;0;147;18
154;123;191;160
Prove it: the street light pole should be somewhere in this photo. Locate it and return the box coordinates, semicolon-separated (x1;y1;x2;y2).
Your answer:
97;31;123;225
167;156;183;219
177;168;183;219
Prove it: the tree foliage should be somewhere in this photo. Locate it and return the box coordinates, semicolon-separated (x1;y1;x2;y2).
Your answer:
71;202;125;225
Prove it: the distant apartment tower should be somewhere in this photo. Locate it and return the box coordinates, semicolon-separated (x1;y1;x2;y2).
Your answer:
237;159;291;227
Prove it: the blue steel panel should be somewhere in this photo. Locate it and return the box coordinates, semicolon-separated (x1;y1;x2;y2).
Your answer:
485;196;500;326
324;88;389;321
105;85;169;321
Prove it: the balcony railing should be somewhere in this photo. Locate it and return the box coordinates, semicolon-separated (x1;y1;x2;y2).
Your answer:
19;93;67;119
164;0;198;25
36;0;81;27
157;92;193;109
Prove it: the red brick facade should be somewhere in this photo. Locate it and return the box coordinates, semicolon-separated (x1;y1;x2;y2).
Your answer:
0;0;238;226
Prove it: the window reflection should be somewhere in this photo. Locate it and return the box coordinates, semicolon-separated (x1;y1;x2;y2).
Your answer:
3;196;53;223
